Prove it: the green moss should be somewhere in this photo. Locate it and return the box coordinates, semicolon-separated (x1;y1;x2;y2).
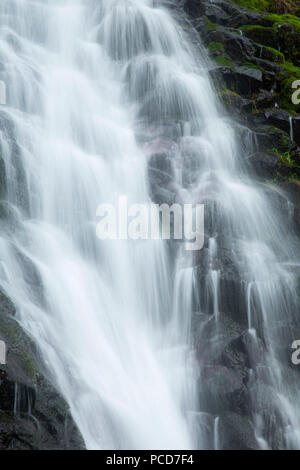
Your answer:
242;24;274;31
232;0;298;14
203;16;218;32
264;46;285;63
244;62;264;70
215;56;233;66
218;88;242;98
232;0;271;11
208;42;225;54
272;147;295;166
289;174;300;181
268;13;300;32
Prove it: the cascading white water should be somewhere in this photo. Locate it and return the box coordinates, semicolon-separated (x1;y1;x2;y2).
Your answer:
0;0;196;449
0;0;300;450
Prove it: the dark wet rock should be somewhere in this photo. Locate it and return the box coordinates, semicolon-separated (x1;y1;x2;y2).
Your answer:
259;45;285;64
228;10;274;29
264;108;294;136
243;26;278;49
209;65;263;98
293;116;300;145
185;1;230;25
193;314;245;362
277;22;300;65
219;91;252;116
147;152;177;205
218;412;259;450
254;89;276;110
281;180;300;232
204;28;257;62
185;0;241;17
198;365;247;415
248;152;279;179
249;125;293;153
250;56;283;73
0;290;84;449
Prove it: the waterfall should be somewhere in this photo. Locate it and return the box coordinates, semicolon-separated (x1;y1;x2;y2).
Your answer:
0;0;300;450
289;116;294;142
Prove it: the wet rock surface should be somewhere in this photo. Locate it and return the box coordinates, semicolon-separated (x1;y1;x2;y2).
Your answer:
0;290;84;450
182;0;300;450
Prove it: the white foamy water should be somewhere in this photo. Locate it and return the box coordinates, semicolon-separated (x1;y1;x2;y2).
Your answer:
0;0;299;450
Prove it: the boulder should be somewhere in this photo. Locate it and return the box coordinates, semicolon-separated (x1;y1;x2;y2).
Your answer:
218;412;260;450
198;365;246;415
204;28;257;62
185;1;230;25
248;152;279;179
0;290;84;449
219;91;252;116
254;89;276;110
243;25;278;49
228;10;274;29
293;116;300;146
249;125;293;153
264;108;295;136
277;22;300;66
209;65;263;98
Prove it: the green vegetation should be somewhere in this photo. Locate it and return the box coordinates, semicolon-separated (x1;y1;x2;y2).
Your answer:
232;0;300;15
215;56;233;66
208;42;225;54
232;0;271;10
288;173;300;181
272;147;295;165
244;62;264;70
268;13;300;31
203;16;218;32
242;24;274;31
218;88;242;98
264;45;285;63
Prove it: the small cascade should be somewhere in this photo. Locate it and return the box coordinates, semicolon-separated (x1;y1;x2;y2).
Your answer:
214;416;220;450
289;116;294;141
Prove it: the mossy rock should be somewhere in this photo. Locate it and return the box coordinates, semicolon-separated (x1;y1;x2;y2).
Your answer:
251;125;294;153
242;24;278;47
260;45;285;64
215;55;233;66
231;0;272;11
0;290;84;449
208;41;225;55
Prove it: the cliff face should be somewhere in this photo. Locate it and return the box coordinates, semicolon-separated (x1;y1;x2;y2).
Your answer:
181;0;300;450
184;0;300;199
0;290;84;449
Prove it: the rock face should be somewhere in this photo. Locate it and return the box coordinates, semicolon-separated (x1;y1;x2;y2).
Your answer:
0;291;85;450
181;0;300;450
183;0;300;197
186;0;300;142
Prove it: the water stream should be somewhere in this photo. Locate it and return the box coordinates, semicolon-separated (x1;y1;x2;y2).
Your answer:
0;0;299;450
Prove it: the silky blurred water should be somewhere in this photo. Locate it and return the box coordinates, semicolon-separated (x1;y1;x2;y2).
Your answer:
0;0;299;450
